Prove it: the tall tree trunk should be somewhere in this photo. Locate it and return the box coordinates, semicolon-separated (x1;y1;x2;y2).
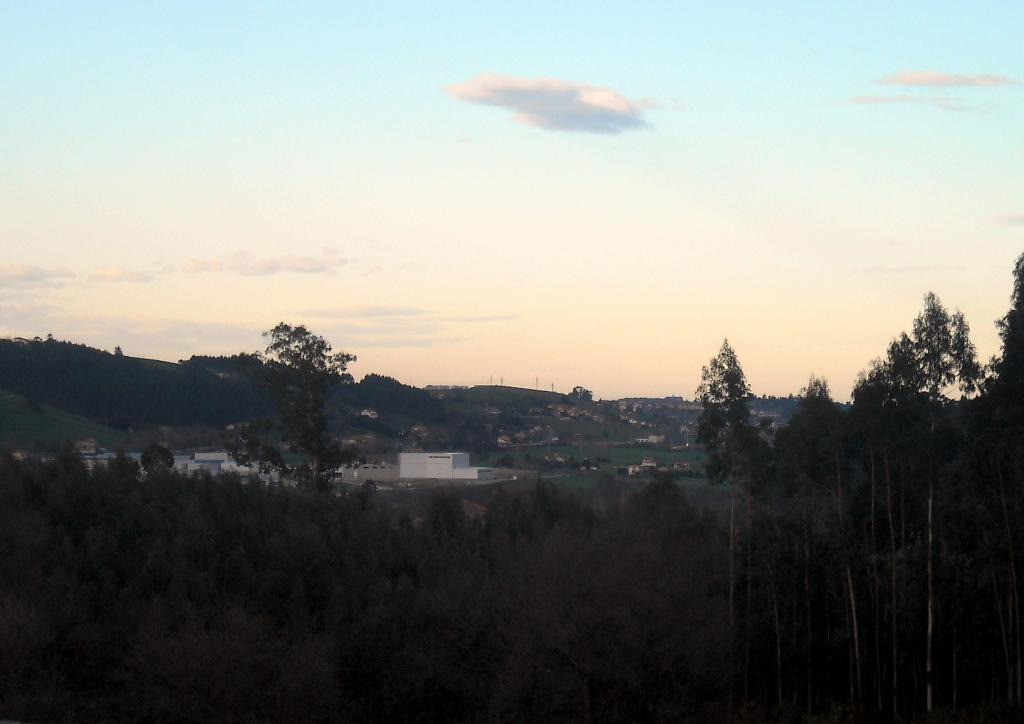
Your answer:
991;564;1012;702
953;624;958;710
773;587;783;707
927;476;934;715
729;483;736;720
870;445;883;710
997;465;1021;704
885;448;899;716
835;451;862;705
845;586;854;703
744;487;752;703
848;566;863;703
804;522;813;715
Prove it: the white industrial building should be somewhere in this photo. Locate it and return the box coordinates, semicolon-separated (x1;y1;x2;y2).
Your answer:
399;452;492;481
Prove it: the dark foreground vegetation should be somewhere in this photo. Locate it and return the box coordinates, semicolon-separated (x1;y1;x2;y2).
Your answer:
1;459;730;722
5;256;1024;723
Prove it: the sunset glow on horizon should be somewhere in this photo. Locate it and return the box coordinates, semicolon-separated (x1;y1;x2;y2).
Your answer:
2;1;1022;399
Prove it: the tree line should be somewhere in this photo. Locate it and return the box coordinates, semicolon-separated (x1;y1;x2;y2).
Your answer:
0;454;729;722
694;258;1024;721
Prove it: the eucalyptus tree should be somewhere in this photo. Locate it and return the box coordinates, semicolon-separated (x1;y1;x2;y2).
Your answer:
696;339;758;714
913;294;978;715
776;376;862;709
262;323;357;492
975;252;1024;704
855;292;978;715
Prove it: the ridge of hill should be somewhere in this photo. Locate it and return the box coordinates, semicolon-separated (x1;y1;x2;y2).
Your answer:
0;338;271;429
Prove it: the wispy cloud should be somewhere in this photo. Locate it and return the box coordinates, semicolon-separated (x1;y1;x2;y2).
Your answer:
0;297;62;329
292;305;515;349
296;305;429;318
877;71;1018;87
184;248;350;276
0;264;74;287
853;264;968;275
0;302;263;360
855;71;1017;112
89;266;154;283
994;214;1024;226
438;314;518;323
849;95;971;112
446;74;650;134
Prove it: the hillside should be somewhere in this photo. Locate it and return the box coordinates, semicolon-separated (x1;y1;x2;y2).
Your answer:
0;338;272;429
456;384;567;405
0;339;712;482
0;390;128;448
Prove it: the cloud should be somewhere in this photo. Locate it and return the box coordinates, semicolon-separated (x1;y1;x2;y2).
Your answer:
0;302;264;360
296;305;429;318
849;95;971;112
0;264;74;287
297;307;515;325
0;297;62;330
994;214;1024;226
184;248;351;276
337;334;466;349
437;314;518;323
289;305;515;349
89;266;154;283
853;264;968;275
445;74;650;134
183;258;224;273
853;71;1017;112
877;71;1018;87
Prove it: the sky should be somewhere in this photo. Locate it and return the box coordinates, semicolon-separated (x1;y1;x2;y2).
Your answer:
1;1;1022;399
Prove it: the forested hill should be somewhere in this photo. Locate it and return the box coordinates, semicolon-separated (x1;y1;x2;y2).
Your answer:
331;373;446;423
0;338;271;429
0;339;447;435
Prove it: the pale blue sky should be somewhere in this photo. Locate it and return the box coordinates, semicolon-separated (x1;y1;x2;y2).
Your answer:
1;2;1022;397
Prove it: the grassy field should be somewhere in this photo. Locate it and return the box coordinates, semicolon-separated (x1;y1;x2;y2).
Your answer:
543;416;640;441
458;385;566;404
491;443;706;469
0;390;128;449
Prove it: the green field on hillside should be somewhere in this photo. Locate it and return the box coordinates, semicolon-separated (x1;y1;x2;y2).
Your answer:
0;390;128;449
459;385;566;404
491;443;705;469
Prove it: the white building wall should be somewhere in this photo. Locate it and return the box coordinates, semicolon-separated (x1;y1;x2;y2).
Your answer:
399;452;487;480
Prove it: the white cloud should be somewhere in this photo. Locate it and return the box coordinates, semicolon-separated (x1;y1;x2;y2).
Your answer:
445;74;650;134
877;71;1018;87
994;214;1024;226
184;248;351;276
0;264;74;287
89;266;154;283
